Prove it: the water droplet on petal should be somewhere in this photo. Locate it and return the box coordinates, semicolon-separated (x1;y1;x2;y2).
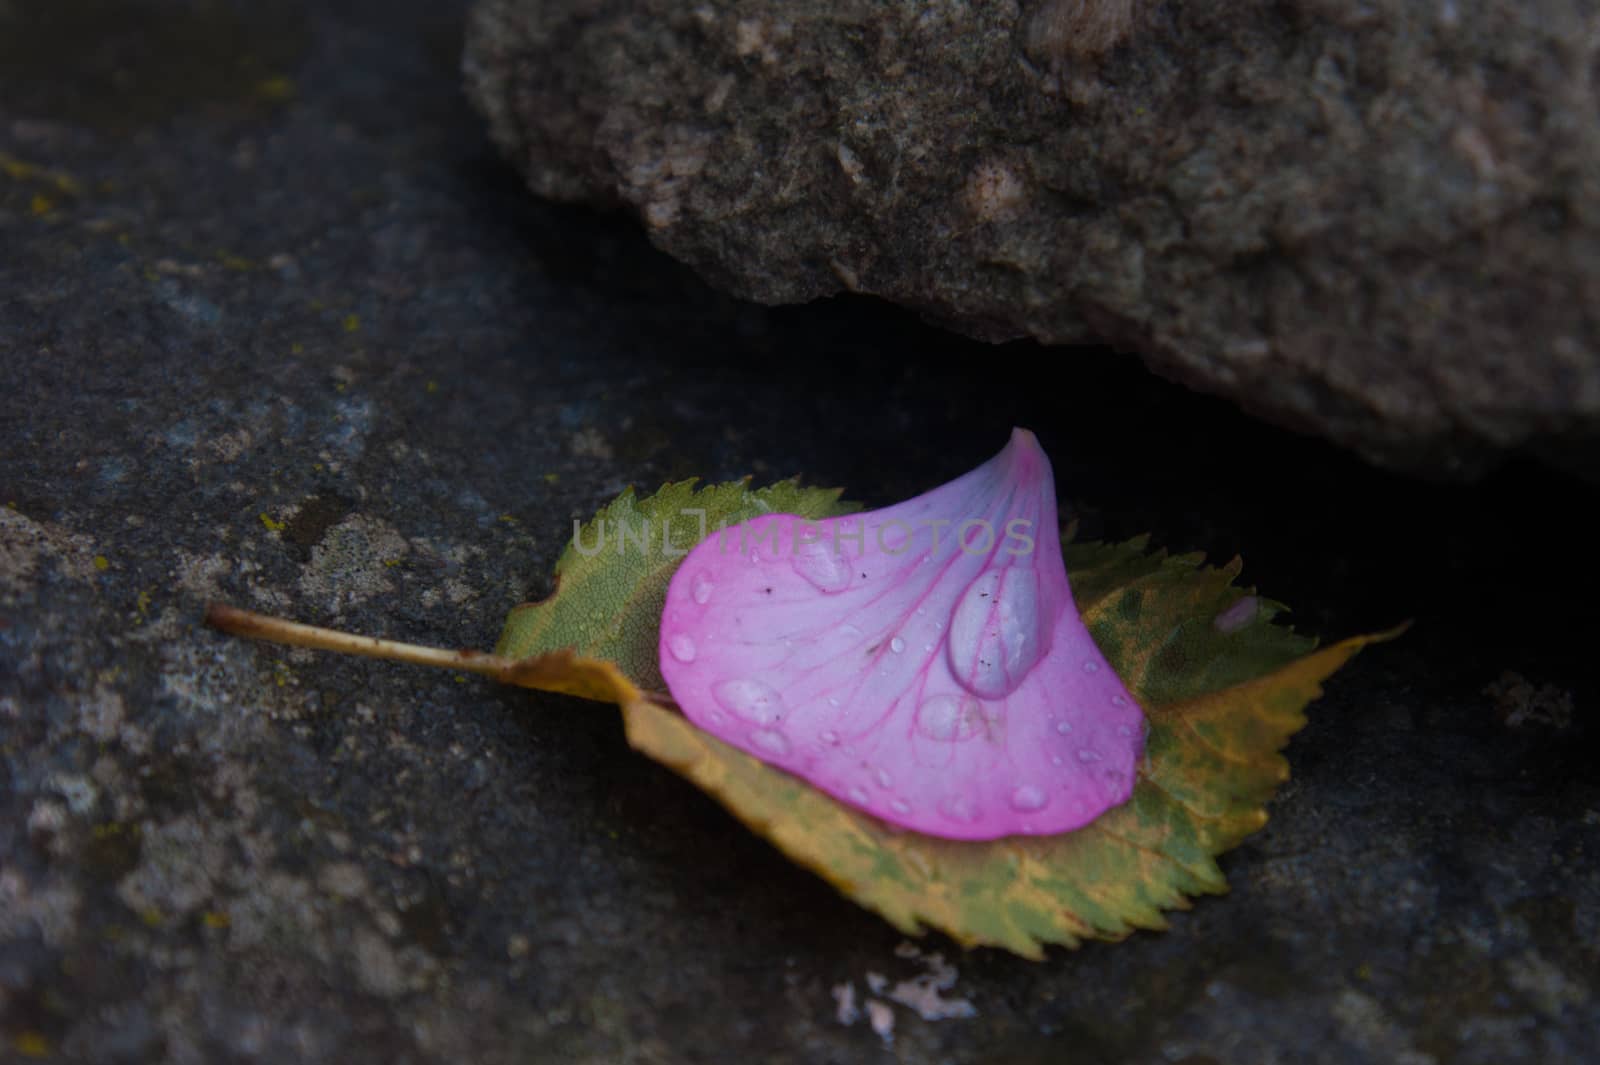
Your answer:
890;636;906;653
1010;784;1048;812
1051;755;1063;766
827;696;841;707
948;567;1046;698
750;728;790;756
690;571;714;605
1117;724;1135;738
1082;660;1101;674
1111;694;1129;707
1054;720;1072;735
711;678;784;726
848;786;869;804
667;633;696;662
874;767;894;789
890;799;910;815
791;537;853;593
820;730;840;746
915;694;984;742
1077;748;1101;763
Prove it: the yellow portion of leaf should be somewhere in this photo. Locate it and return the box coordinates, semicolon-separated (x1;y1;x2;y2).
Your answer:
615;633;1383;958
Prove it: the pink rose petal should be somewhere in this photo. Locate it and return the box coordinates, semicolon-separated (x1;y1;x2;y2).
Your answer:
659;429;1144;840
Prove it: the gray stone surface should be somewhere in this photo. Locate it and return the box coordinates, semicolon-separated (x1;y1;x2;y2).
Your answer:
463;0;1600;478
3;1;1598;1062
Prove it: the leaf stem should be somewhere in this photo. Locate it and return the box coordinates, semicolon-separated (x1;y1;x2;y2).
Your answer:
204;603;514;679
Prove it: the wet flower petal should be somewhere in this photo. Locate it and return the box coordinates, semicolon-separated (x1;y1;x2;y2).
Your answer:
658;429;1144;840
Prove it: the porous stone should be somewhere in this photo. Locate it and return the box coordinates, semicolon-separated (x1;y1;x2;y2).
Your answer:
464;0;1600;477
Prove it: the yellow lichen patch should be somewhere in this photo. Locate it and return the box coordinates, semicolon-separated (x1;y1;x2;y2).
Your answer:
259;513;287;533
255;76;295;103
14;1032;51;1059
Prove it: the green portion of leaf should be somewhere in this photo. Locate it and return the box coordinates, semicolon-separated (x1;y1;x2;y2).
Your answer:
611;536;1388;957
496;479;855;691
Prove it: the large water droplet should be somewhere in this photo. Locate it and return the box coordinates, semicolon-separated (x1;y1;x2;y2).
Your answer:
690;571;714;605
791;537;853;593
1009;784;1048;812
711;678;784;726
667;633;696;662
915;694;985;742
890;636;906;654
947;566;1047;698
750;728;791;756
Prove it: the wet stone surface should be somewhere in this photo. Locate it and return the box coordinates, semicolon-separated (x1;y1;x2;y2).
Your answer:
2;1;1598;1062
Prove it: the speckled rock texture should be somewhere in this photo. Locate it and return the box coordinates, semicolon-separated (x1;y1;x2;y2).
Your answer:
3;1;1599;1063
463;0;1600;478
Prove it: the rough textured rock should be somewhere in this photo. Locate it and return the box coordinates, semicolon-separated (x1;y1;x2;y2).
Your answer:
3;1;1599;1063
463;0;1600;477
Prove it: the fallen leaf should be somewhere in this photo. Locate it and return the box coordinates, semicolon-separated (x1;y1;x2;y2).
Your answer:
208;480;1393;958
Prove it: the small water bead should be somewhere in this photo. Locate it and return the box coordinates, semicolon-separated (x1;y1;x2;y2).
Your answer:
848;786;869;804
690;570;714;605
874;767;894;789
1051;755;1063;767
890;799;911;815
667;633;697;662
1111;694;1129;707
1117;724;1135;738
1077;748;1101;763
791;537;854;593
751;728;791;756
890;636;906;654
1009;784;1048;812
1082;660;1101;674
827;696;841;707
1054;720;1072;735
711;678;785;726
820;730;841;746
